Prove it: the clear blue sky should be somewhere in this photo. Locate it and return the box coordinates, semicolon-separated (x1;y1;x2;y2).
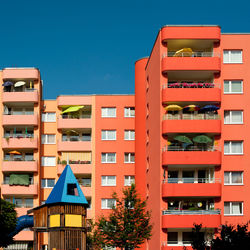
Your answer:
0;0;250;99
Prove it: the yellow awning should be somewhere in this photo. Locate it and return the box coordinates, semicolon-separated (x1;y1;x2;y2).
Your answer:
61;106;84;114
165;105;182;111
174;48;193;57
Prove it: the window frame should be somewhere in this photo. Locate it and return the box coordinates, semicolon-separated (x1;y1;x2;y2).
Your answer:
124;130;135;140
101;153;116;163
101;107;116;118
224;141;243;155
224;201;243;216
101;198;116;209
101;176;116;186
101;130;117;141
224;80;243;94
42;134;56;144
124;107;135;118
41;178;55;188
41;156;56;166
124;176;135;186
124;153;135;163
223;50;243;64
42;112;56;122
224;171;243;185
224;110;243;124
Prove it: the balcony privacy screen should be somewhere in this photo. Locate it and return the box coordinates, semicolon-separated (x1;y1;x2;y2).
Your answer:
61;152;91;162
9;174;29;186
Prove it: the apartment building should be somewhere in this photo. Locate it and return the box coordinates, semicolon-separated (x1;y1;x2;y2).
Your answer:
0;69;135;249
135;25;250;249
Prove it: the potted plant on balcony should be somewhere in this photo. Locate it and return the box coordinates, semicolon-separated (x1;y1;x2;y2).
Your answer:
61;160;67;166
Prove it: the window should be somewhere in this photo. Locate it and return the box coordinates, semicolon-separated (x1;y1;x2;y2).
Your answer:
101;199;116;209
103;247;116;250
124;176;135;186
42;112;56;122
67;183;79;196
124;107;135;117
182;232;192;244
41;157;56;166
224;172;243;185
101;176;116;186
124;130;135;140
101;153;116;163
224;111;243;124
42;134;56;144
224;202;243;215
167;232;178;245
41;179;55;188
224;80;243;94
101;107;116;117
124;153;135;163
223;50;242;63
224;141;243;155
101;130;116;140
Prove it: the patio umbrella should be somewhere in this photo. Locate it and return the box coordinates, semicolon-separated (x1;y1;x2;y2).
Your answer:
2;81;14;87
174;48;193;57
14;81;26;87
61;105;84;114
9;150;22;155
165;105;182;112
183;105;200;112
200;105;219;112
174;135;193;144
66;129;79;135
193;135;212;144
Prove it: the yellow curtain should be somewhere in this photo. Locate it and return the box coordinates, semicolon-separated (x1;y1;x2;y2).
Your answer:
61;152;91;161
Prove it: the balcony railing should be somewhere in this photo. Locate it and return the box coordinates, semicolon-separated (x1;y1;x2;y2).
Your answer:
162;209;221;215
4;88;37;93
163;52;220;58
3;111;34;115
163;178;221;184
162;82;221;89
4;134;34;139
61;114;91;119
163;145;220;152
163;113;220;120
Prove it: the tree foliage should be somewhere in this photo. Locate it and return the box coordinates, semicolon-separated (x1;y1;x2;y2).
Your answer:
191;222;250;250
0;199;17;247
91;184;152;250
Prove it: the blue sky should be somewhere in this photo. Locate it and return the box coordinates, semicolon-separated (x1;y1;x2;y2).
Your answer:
0;0;250;99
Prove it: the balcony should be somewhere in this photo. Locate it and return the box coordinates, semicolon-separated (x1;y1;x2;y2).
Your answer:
162;146;221;165
57;140;91;152
2;89;39;103
2;68;39;80
162;52;221;72
162;210;221;228
2;113;38;126
57;163;92;174
162;178;221;197
58;115;92;129
2;137;38;149
57;96;92;106
2;160;38;172
161;26;221;42
80;186;92;197
162;83;221;102
1;184;38;195
162;243;192;250
162;114;221;134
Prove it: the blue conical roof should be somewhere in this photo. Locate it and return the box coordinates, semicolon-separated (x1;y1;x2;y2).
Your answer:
45;165;88;206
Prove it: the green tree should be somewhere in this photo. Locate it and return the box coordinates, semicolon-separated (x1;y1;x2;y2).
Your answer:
0;198;17;247
191;223;250;250
93;184;152;250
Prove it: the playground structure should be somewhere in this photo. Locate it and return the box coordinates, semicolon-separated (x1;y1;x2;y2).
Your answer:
9;165;88;250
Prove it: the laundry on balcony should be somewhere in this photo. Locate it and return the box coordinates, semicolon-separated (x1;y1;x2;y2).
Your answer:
9;174;30;186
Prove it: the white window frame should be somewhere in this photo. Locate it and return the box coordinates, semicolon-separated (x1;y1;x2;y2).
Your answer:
101;176;116;186
101;130;116;140
42;112;56;122
124;130;135;140
101;107;116;118
224;141;243;155
124;176;135;186
124;107;135;118
41;156;56;166
42;134;56;144
224;202;243;216
124;153;135;163
101;153;116;163
101;199;116;209
223;50;242;63
224;171;243;185
224;80;243;94
224;110;243;124
41;178;55;188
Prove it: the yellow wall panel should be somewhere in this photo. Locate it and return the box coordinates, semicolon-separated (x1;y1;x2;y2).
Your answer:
65;214;82;227
50;214;60;227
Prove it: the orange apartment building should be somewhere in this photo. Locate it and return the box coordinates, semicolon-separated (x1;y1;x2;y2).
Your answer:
135;25;250;249
1;25;250;250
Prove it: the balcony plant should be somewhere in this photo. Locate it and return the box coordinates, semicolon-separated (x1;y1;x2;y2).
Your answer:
61;160;67;165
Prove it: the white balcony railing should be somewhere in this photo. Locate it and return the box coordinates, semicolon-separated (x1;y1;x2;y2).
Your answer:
162;209;221;215
162;145;221;152
163;178;221;184
163;52;221;58
163;113;220;120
